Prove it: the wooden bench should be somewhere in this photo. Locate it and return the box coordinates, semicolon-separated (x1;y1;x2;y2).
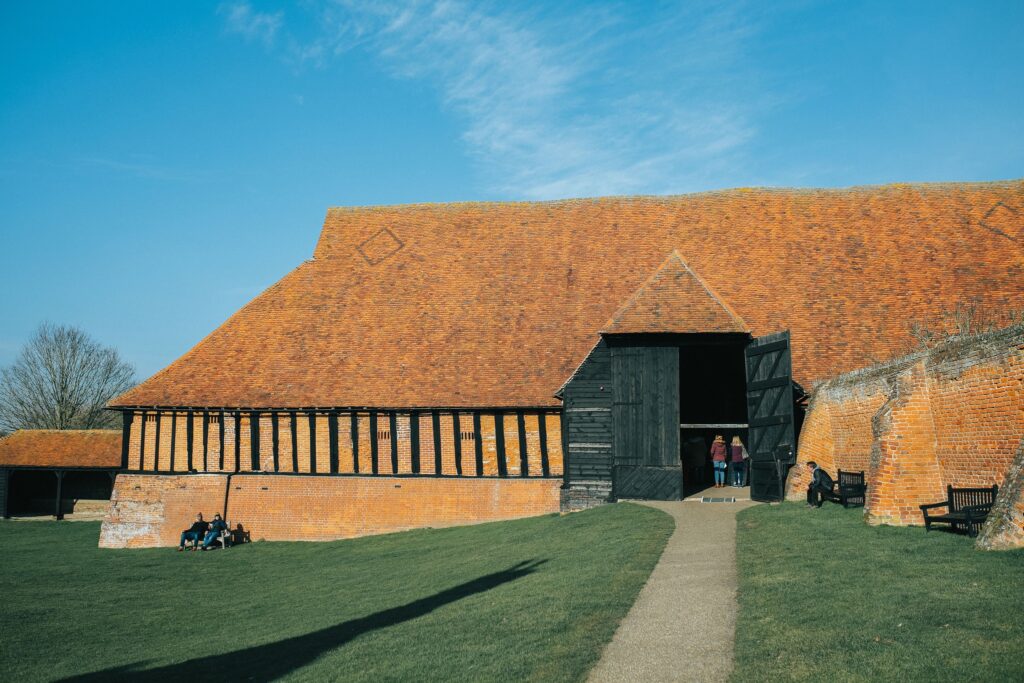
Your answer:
920;485;998;538
209;521;251;549
822;470;868;508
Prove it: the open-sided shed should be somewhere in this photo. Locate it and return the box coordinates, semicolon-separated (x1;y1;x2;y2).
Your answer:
0;430;122;519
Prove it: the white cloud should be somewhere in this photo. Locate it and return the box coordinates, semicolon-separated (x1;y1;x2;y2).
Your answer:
219;1;283;47
222;1;769;199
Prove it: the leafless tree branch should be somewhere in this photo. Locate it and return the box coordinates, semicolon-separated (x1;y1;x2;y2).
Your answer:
0;323;136;432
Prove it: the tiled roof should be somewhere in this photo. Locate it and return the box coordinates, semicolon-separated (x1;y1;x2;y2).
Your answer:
111;180;1024;409
0;430;122;468
603;252;748;333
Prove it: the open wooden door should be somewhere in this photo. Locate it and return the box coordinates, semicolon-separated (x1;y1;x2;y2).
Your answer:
745;331;795;502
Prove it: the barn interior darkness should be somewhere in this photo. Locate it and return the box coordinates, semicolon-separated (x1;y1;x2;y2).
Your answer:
679;340;749;493
6;470;114;517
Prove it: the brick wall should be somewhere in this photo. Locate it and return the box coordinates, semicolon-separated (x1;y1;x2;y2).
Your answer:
99;473;228;548
787;324;1024;545
99;473;561;548
977;438;1024;550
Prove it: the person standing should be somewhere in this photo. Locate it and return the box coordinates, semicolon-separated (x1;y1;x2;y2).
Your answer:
730;436;747;487
710;435;728;488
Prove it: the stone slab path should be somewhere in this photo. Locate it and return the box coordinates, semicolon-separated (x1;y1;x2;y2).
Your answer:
588;498;756;683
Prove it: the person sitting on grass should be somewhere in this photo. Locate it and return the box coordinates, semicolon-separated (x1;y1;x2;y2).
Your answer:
201;514;229;551
806;461;834;508
178;513;209;551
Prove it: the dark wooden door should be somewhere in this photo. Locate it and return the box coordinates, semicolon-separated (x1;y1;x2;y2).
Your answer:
611;345;681;500
745;331;795;502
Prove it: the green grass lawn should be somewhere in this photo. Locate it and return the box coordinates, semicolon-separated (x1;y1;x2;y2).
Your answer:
733;503;1024;682
0;504;673;682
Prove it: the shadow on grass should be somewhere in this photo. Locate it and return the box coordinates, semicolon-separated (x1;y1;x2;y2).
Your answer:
59;559;547;682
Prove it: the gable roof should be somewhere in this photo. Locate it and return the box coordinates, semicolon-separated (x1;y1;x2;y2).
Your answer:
111;180;1024;409
603;251;748;334
0;430;122;468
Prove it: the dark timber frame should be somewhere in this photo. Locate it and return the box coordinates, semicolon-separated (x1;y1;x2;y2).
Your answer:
112;407;561;479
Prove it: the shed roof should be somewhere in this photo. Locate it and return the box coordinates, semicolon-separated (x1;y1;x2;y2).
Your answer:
111;180;1024;409
0;430;122;468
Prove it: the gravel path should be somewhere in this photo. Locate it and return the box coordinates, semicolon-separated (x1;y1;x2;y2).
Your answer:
587;499;756;683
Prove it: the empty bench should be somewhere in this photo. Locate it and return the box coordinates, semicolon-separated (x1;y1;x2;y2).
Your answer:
920;485;998;538
822;469;868;508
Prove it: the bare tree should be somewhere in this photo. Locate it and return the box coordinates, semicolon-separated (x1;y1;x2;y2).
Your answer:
0;324;136;432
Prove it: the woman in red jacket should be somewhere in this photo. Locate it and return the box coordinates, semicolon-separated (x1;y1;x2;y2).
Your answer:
710;435;728;488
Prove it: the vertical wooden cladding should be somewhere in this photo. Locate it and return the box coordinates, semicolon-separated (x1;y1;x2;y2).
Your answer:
611;345;679;469
124;408;560;478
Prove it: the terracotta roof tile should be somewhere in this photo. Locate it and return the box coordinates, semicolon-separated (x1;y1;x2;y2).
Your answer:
111;180;1024;409
0;430;122;468
603;251;748;333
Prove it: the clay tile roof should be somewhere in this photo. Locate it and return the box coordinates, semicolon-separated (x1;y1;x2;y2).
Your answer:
0;430;122;468
110;179;1024;409
603;251;748;333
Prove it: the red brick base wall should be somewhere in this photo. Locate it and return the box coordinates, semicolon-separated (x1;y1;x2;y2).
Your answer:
100;473;561;548
99;473;228;548
787;325;1024;546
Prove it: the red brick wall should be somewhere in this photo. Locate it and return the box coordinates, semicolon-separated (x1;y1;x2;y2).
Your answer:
868;362;944;524
789;325;1024;540
100;473;228;548
100;473;561;548
978;439;1024;550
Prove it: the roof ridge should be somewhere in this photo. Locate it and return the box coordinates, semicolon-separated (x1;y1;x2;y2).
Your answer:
324;178;1024;213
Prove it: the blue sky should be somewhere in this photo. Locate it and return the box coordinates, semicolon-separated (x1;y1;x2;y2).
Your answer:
1;1;1022;380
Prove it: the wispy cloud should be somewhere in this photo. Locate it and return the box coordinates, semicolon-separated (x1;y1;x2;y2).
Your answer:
219;1;283;47
222;1;770;199
79;156;217;182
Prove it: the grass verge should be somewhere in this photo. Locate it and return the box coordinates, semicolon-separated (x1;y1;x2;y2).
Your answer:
0;503;672;682
732;502;1024;681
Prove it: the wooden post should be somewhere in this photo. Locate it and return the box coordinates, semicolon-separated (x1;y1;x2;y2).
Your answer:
1;468;9;519
120;412;131;470
369;411;379;475
495;413;508;477
328;411;339;473
452;411;463;476
54;470;64;520
432;411;442;476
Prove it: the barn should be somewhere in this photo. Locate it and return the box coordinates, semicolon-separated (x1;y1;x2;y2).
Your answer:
100;180;1024;547
0;430;122;519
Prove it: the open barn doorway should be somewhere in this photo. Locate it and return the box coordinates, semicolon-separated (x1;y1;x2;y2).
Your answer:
679;337;750;497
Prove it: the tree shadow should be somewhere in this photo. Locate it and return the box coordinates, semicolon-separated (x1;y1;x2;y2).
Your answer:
58;559;547;682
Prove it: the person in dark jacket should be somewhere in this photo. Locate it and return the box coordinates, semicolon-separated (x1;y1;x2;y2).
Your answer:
201;514;229;550
710;435;728;488
806;461;834;508
178;513;210;551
